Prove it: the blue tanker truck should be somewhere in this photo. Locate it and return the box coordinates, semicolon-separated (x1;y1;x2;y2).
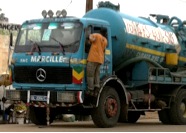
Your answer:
6;2;186;127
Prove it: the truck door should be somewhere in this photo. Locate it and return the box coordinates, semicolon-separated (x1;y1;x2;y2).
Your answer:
84;25;112;79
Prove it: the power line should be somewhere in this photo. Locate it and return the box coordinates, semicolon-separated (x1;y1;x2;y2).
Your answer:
65;0;72;10
179;0;186;3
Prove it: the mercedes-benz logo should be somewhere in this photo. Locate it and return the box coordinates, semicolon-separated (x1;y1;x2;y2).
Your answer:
36;68;46;82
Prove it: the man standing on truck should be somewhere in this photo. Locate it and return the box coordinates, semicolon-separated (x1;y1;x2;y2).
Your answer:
86;28;107;97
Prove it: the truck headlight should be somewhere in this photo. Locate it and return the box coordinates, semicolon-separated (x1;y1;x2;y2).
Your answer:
57;91;83;103
6;90;21;100
42;10;47;18
57;91;76;103
61;9;67;17
48;10;54;18
56;10;61;17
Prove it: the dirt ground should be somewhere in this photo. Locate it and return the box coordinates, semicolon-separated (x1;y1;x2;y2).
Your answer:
140;112;158;119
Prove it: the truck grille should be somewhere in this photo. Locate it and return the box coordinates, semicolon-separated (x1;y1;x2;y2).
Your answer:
14;66;72;84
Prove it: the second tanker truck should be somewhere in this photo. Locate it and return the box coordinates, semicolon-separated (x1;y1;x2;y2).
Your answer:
6;1;186;127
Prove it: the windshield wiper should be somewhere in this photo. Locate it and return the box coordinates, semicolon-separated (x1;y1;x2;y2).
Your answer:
67;40;80;52
50;37;65;55
67;40;80;46
29;40;41;55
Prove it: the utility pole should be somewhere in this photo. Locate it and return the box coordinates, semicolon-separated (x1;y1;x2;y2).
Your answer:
86;0;93;13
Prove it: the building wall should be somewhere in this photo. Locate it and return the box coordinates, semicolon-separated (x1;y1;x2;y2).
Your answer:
0;22;19;74
0;34;9;74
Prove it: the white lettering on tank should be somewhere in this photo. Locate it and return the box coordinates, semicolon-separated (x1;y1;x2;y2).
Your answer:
123;19;179;46
136;52;160;62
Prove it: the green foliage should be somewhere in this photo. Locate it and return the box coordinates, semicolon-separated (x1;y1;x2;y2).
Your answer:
0;28;9;35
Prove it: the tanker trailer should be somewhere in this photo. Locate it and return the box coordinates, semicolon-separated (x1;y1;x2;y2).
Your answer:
83;4;186;125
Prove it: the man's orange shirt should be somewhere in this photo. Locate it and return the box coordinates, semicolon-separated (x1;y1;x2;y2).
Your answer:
87;33;107;64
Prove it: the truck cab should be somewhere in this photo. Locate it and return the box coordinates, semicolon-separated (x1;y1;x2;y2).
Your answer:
7;9;115;126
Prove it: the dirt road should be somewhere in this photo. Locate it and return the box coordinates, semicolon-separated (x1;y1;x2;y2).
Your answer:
0;112;185;132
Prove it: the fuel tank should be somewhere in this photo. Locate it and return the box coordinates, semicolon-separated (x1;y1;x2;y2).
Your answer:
83;8;184;71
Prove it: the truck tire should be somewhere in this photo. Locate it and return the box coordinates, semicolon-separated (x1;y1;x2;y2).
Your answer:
158;109;171;124
169;89;186;124
127;111;141;123
29;106;55;125
91;86;120;128
118;100;128;122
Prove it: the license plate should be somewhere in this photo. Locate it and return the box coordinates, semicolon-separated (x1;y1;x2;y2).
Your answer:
30;95;47;101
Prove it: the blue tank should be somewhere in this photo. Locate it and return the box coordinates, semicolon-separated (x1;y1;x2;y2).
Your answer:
83;8;183;71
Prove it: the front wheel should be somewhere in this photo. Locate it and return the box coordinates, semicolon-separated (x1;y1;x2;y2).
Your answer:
29;106;55;125
91;86;120;128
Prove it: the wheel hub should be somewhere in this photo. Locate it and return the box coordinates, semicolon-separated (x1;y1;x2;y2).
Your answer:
105;98;118;117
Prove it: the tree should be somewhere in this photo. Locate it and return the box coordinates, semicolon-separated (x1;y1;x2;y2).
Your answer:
0;8;8;22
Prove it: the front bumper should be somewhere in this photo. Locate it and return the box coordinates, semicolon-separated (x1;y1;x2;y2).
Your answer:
6;90;83;106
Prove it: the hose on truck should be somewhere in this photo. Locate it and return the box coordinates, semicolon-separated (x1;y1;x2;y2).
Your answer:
114;57;163;72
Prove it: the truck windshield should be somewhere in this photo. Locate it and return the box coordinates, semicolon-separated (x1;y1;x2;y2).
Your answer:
14;22;83;53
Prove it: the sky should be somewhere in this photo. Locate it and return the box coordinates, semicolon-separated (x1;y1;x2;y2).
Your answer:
1;0;186;24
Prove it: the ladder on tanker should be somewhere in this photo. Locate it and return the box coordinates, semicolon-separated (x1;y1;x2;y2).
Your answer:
148;67;186;85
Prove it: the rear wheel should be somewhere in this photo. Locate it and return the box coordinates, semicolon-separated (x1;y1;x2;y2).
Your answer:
91;86;120;128
169;89;186;124
29;106;55;125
